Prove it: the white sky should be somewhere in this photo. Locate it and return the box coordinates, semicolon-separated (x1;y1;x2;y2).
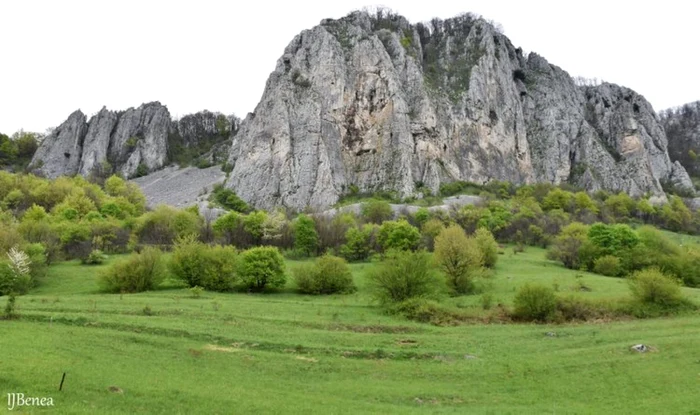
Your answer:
1;0;698;134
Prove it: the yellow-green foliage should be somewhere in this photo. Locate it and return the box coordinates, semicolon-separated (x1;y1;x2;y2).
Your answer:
434;225;483;294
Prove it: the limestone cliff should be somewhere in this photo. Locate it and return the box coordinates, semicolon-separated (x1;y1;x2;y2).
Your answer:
662;101;700;180
31;104;237;178
225;11;692;210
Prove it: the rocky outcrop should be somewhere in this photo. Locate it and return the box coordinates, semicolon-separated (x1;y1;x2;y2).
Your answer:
661;101;700;179
226;11;692;210
31;104;237;179
31;110;88;178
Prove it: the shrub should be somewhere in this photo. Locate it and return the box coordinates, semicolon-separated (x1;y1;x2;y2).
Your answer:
420;218;445;251
547;222;589;269
238;246;286;292
136;205;201;246
628;268;685;308
367;250;442;305
99;247;166;293
473;228;499;268
340;224;376;261
293;214;319;256
82;249;107;265
361;199;393;224
434;225;483;294
293;254;355;294
390;297;465;326
593;255;622;277
170;237;239;292
513;284;557;322
555;296;614;322
377;219;420;251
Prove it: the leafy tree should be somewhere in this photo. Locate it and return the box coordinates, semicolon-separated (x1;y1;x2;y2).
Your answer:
587;223;639;255
542;188;573;211
434;225;483;294
473;227;499;268
377;219;420;251
238;246;286;291
340;224;376;261
293;214;318;256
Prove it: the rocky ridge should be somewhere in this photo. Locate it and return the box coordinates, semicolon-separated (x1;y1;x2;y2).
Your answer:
224;11;695;210
31;103;237;179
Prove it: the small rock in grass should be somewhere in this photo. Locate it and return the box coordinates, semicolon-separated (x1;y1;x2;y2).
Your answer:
545;331;557;337
464;354;477;360
630;344;649;353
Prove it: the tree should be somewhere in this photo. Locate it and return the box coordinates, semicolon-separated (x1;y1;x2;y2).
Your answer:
377;219;420;251
547;222;589;269
340;224;376;261
473;227;499;268
434;225;483;294
293;214;319;256
238;246;286;292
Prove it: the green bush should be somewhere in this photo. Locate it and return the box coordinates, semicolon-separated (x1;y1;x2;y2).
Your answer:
170;237;239;292
82;249;107;265
473;228;499;268
339;224;376;262
513;284;558;322
361;199;393;224
377;219;420;251
293;214;319;257
238;246;286;292
628;268;686;308
434;225;483;295
99;247;166;293
367;250;442;305
593;255;622;277
293;254;356;295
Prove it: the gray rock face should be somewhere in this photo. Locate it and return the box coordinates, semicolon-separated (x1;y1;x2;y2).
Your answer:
31;110;88;178
226;11;690;210
661;101;700;182
31;104;238;179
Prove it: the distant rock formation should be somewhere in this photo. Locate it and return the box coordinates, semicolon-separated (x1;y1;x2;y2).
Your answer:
225;11;693;210
31;103;237;179
661;101;700;181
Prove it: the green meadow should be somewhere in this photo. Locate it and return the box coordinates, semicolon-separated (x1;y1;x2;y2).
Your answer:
2;244;700;414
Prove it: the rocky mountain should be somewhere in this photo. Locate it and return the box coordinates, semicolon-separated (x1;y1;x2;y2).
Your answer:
31;103;237;179
661;101;700;180
225;11;694;210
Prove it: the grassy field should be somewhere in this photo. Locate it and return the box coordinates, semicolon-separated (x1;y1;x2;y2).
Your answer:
2;245;700;414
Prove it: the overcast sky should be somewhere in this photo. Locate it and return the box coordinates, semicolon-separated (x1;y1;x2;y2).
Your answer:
1;0;698;134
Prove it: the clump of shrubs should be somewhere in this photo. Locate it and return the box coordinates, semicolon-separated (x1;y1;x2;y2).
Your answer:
170;236;239;292
293;254;356;295
390;297;467;326
627;268;692;317
99;247;166;293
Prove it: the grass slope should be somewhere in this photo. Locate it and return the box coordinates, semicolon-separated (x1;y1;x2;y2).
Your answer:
1;247;700;414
